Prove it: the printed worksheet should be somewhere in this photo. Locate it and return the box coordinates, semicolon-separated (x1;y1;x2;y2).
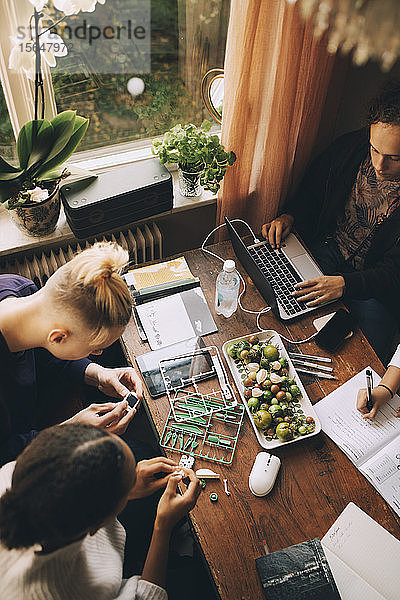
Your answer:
315;368;400;515
359;436;400;516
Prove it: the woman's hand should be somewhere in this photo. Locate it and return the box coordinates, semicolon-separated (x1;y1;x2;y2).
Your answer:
261;214;294;248
155;468;202;534
292;275;345;305
84;364;143;399
63;401;136;434
356;386;400;420
128;457;179;499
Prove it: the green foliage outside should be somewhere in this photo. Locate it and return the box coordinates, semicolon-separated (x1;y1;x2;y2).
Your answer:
52;0;211;152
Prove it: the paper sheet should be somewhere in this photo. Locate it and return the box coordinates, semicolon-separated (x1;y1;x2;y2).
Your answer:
135;287;217;350
315;368;400;466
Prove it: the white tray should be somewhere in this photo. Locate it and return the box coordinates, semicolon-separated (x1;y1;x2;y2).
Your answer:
222;330;321;449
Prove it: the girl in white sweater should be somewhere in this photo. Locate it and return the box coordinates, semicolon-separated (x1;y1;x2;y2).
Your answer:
0;423;201;600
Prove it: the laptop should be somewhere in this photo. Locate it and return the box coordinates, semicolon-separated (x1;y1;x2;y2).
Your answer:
225;216;333;320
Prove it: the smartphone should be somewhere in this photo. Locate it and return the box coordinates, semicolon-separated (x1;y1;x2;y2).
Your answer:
123;392;141;411
314;309;355;353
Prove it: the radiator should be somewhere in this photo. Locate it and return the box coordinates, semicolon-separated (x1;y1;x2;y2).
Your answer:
0;222;163;288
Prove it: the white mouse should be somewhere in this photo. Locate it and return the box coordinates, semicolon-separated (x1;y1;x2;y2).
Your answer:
249;452;281;497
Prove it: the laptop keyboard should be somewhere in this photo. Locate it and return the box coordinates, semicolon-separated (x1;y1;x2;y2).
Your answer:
248;243;306;316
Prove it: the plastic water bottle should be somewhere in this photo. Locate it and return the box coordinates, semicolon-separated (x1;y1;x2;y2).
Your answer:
215;259;240;317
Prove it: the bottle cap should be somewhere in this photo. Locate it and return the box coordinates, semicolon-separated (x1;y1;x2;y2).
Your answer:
223;259;235;272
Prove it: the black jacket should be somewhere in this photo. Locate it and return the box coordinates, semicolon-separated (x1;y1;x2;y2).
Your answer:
285;128;400;312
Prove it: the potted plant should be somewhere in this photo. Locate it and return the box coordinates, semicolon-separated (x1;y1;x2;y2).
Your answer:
0;110;88;236
152;123;236;197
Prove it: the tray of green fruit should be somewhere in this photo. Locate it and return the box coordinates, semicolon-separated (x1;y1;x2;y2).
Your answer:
222;330;321;449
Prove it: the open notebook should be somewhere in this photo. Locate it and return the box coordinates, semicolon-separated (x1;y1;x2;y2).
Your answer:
322;503;400;600
314;368;400;516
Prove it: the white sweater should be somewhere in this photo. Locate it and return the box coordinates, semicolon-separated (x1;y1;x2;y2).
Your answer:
0;462;167;600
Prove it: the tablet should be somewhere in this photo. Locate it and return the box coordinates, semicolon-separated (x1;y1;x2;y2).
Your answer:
136;337;214;398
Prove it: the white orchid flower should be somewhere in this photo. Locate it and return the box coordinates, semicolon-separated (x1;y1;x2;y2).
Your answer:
40;29;68;67
8;29;68;80
8;38;36;80
28;0;46;10
53;0;106;15
26;187;50;203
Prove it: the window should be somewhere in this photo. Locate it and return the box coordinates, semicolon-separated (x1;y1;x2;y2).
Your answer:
2;0;230;155
0;83;14;161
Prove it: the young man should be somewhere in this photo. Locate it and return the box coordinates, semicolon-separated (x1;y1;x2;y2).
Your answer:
262;84;400;363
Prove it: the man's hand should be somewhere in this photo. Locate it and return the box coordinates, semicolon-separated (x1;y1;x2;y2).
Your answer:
261;214;294;248
292;275;345;306
357;386;400;420
155;468;202;534
128;457;179;499
85;364;143;399
63;401;135;434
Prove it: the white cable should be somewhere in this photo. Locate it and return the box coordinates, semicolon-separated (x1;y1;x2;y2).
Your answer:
256;314;318;344
201;218;317;345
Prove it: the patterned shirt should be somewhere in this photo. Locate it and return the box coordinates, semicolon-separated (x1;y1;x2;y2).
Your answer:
334;154;400;269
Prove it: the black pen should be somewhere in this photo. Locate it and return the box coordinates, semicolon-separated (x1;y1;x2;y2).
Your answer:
366;369;373;412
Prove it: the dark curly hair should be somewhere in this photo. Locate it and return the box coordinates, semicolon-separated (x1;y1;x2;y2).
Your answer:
0;424;135;550
367;82;400;126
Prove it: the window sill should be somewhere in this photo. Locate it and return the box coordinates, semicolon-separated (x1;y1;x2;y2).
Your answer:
0;162;217;258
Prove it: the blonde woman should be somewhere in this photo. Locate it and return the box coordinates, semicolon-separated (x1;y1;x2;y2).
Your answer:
0;242;142;465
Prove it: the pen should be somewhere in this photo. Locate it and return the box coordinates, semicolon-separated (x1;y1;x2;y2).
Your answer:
366;369;374;411
288;352;332;363
291;359;333;372
294;367;337;380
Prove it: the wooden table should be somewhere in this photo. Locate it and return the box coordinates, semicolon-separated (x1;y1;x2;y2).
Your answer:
121;241;400;600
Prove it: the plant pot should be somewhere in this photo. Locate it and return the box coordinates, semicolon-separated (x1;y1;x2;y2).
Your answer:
10;185;61;237
178;167;203;197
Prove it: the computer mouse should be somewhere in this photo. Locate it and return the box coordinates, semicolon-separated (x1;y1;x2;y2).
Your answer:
249;452;281;497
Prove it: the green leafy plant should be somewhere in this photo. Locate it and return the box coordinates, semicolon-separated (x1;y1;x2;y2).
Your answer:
152;122;236;193
0;110;89;208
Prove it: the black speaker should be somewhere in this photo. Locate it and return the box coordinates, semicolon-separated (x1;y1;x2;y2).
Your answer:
60;160;173;239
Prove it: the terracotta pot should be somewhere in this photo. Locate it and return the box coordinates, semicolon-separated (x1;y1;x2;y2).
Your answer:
11;185;61;237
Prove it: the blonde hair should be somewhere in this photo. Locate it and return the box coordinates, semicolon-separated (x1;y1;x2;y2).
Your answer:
48;242;132;344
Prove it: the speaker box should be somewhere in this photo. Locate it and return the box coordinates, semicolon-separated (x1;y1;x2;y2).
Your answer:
60;160;173;239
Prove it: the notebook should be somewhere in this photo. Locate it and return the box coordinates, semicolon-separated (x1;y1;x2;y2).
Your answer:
321;502;400;600
124;257;217;350
135;286;217;350
255;538;341;599
314;368;400;516
256;503;400;600
225;216;334;320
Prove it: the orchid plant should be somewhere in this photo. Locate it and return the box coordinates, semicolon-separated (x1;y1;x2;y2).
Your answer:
4;0;105;208
9;0;105;120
